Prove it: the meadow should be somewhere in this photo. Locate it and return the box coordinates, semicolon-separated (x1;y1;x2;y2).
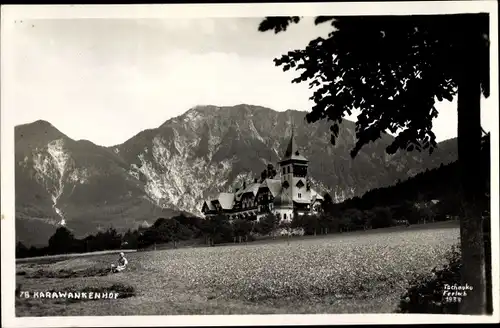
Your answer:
15;221;460;316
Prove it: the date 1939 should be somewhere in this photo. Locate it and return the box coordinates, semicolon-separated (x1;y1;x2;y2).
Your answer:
443;296;462;303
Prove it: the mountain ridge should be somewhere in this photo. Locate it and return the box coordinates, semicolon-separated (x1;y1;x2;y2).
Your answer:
19;104;459;150
15;104;458;246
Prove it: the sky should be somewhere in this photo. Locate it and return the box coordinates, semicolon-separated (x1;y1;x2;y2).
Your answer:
3;16;496;147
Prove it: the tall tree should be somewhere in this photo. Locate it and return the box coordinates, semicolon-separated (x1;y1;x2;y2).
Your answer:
259;14;490;314
206;214;233;244
48;226;77;254
232;218;253;242
256;213;280;235
321;192;334;214
260;163;277;182
16;241;29;258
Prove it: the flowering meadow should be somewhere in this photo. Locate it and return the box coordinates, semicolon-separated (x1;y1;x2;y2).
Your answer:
16;222;459;316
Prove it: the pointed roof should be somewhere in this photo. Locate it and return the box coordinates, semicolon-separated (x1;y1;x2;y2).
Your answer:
279;128;308;163
212;193;235;210
235;182;261;202
261;178;282;197
310;189;324;201
273;190;294;208
241;182;261;197
203;200;215;211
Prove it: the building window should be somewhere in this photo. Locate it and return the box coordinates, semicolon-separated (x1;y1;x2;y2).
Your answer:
283;168;286;175
298;193;302;198
284;213;287;220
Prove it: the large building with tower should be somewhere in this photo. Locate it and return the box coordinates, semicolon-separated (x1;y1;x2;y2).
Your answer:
201;131;324;222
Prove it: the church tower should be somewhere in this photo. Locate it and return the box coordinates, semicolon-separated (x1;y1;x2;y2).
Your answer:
278;128;309;210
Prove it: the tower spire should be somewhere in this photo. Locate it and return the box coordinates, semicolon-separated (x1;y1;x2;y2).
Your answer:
279;121;308;163
285;124;298;158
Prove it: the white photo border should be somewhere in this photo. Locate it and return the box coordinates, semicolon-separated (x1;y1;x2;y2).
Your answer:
1;1;499;326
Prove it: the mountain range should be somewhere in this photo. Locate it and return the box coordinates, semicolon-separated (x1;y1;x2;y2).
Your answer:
15;104;458;246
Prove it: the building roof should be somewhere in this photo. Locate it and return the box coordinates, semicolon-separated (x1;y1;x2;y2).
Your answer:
261;178;282;197
234;187;245;201
203;200;216;211
310;189;324;201
139;220;151;228
279;129;308;163
273;191;294;208
234;182;260;202
216;192;235;210
241;183;261;197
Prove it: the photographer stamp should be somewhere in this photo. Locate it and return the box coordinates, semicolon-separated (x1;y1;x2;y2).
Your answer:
442;283;474;303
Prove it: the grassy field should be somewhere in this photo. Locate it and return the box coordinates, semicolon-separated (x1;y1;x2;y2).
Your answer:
15;221;460;316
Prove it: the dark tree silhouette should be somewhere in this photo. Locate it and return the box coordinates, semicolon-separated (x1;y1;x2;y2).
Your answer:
206;214;233;245
122;229;139;249
371;207;393;229
259;14;490;314
137;228;161;249
48;226;77;254
16;241;29;258
321;192;334;214
256;213;280;235
343;208;365;230
232;218;253;242
260;163;278;182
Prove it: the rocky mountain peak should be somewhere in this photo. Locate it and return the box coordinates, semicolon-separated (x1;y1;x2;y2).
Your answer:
15;104;458;246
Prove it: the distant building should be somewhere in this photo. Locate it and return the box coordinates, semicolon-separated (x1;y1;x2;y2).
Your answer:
201;130;324;222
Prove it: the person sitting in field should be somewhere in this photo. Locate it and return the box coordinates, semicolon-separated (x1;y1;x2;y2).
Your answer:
111;252;128;273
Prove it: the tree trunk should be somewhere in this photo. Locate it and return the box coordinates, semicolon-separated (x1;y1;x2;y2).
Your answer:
456;21;487;314
482;135;492;314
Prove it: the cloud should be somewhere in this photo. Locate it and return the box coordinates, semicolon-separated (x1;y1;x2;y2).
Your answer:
5;18;496;147
9;33;315;146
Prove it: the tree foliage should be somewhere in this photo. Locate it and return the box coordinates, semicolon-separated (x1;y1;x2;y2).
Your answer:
16;241;29;258
259;14;491;314
48;227;77;254
258;15;489;157
232;218;253;239
399;245;462;313
260;163;278;182
256;213;280;235
205;214;234;244
321;192;334;213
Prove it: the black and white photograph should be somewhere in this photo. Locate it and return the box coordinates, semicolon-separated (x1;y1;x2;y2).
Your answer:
1;2;499;326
